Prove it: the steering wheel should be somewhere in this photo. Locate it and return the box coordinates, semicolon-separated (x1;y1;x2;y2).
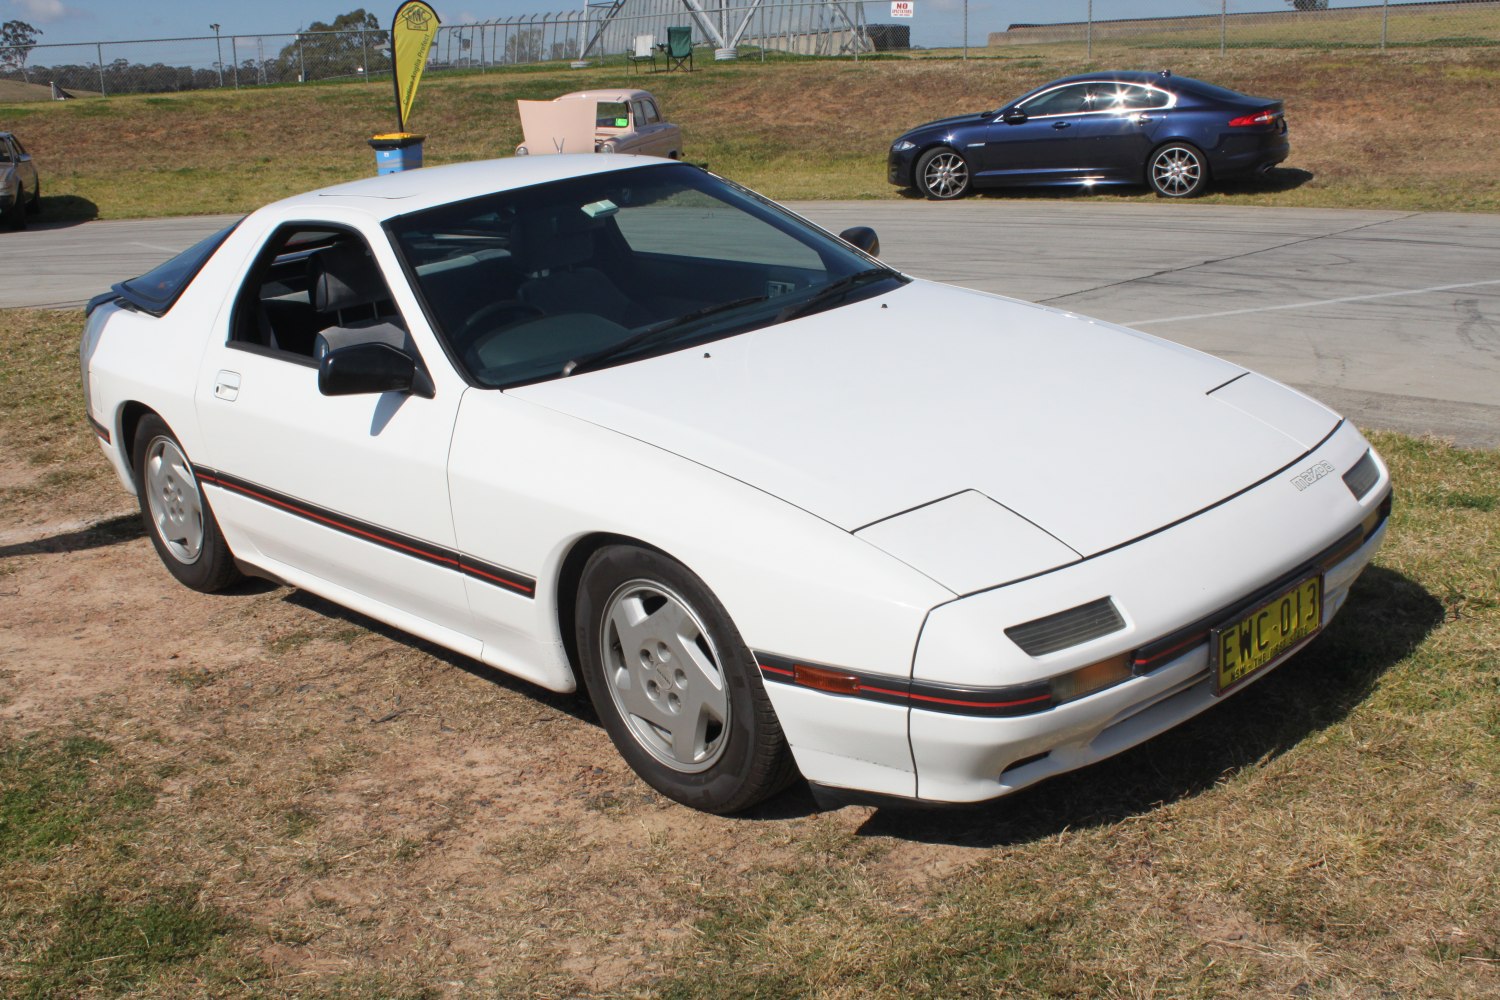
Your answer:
452;299;544;352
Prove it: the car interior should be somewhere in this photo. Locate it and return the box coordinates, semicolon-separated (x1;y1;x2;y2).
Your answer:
230;227;413;364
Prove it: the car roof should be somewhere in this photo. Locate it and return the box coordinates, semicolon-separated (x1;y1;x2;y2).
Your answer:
554;89;657;104
1042;70;1177;87
264;154;674;221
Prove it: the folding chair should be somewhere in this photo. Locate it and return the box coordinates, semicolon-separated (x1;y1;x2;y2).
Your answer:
665;26;693;72
627;34;656;74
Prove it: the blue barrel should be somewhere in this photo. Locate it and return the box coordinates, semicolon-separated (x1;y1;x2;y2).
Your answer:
368;133;426;175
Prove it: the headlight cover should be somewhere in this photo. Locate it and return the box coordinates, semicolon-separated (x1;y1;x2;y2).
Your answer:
891;139;916;152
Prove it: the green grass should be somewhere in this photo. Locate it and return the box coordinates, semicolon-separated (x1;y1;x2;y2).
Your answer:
2;295;1494;995
5;45;1500;218
0;734;242;997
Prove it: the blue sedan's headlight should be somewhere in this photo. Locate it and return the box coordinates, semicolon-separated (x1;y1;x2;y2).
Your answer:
891;139;916;152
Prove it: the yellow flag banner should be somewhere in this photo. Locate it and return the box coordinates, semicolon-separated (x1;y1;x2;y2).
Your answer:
391;0;440;131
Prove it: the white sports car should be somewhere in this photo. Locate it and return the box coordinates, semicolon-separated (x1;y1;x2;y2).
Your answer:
80;156;1391;813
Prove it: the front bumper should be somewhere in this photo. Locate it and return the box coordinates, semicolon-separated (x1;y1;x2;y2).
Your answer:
888;145;920;187
764;421;1391;805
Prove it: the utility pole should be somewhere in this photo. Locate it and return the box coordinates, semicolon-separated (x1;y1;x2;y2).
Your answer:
210;23;223;86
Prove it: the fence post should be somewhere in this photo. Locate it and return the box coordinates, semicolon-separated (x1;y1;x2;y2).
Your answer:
1087;0;1092;61
1220;0;1227;56
231;36;240;88
96;43;106;95
1381;0;1389;50
363;31;371;83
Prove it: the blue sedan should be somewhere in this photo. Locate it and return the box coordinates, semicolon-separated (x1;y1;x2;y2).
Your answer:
888;71;1289;200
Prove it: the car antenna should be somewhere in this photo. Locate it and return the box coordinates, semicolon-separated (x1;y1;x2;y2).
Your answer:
1160;69;1172;77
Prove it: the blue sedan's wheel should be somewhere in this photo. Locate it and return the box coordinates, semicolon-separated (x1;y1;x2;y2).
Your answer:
915;147;971;200
576;544;797;813
1149;143;1208;198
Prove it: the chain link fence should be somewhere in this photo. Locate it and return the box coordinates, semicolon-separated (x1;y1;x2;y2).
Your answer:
991;0;1500;54
0;0;1494;98
0;3;879;98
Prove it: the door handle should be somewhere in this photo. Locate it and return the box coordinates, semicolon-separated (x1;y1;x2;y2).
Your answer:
1052;121;1071;130
213;370;241;402
1136;114;1154;125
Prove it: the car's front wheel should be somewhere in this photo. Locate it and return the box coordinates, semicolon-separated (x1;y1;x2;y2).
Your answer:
1148;142;1208;198
131;414;242;593
26;180;40;215
915;146;971;200
575;544;797;813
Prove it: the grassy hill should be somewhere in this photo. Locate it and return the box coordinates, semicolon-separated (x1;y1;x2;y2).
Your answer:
1;45;1498;218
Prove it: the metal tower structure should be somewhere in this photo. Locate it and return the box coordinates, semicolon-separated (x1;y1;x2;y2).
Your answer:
578;0;870;61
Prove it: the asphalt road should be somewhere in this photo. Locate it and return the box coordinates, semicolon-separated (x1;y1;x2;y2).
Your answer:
5;202;1496;448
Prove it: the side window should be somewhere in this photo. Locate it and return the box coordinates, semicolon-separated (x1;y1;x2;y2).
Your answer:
11;137;26;156
229;225;409;362
0;140;12;163
1101;84;1169;111
1020;84;1092;118
637;100;660;125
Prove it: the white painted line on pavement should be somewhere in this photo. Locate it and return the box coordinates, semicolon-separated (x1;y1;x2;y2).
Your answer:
1127;277;1500;326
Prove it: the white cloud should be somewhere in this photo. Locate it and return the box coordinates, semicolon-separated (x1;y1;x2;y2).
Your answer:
14;0;69;23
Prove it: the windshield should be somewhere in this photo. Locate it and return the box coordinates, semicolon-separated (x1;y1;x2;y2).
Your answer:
387;162;903;388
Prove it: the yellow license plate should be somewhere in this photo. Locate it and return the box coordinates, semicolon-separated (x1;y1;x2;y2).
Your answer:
1211;576;1322;694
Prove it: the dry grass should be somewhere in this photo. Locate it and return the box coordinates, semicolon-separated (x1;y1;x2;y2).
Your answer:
1;299;1496;997
3;46;1500;219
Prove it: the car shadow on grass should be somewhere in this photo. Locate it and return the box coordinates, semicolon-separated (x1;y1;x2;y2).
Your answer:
31;195;100;226
854;564;1442;846
279;588;593;723
0;512;142;560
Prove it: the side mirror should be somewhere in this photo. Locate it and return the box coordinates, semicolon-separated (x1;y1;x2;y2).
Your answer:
318;341;417;396
1002;110;1027;125
838;226;880;258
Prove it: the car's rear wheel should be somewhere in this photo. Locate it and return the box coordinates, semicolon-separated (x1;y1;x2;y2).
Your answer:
575;544;797;813
915;146;971;200
132;414;242;593
1149;143;1208;198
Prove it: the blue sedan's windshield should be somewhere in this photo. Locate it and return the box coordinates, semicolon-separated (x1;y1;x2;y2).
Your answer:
387;163;903;388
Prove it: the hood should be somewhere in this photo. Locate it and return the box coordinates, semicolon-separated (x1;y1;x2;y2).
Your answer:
901;113;989;139
509;280;1337;558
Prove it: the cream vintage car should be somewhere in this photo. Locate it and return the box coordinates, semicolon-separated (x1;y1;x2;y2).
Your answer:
514;89;682;159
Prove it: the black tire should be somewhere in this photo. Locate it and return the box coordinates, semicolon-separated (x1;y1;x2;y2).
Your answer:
575;544;797;813
26;181;40;215
914;146;971;200
1148;142;1208;198
131;414;242;593
6;194;25;231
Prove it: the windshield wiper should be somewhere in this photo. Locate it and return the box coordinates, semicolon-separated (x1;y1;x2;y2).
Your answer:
562;294;770;376
774;268;894;323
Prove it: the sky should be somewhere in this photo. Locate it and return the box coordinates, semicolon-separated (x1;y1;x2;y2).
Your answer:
3;0;1294;52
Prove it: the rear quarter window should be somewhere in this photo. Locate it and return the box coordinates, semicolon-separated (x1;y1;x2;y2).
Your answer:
115;222;241;316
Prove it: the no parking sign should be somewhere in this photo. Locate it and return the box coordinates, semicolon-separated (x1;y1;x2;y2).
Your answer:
891;1;914;16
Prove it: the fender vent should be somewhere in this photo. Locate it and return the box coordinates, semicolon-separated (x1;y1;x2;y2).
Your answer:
1343;450;1380;501
1005;598;1125;656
